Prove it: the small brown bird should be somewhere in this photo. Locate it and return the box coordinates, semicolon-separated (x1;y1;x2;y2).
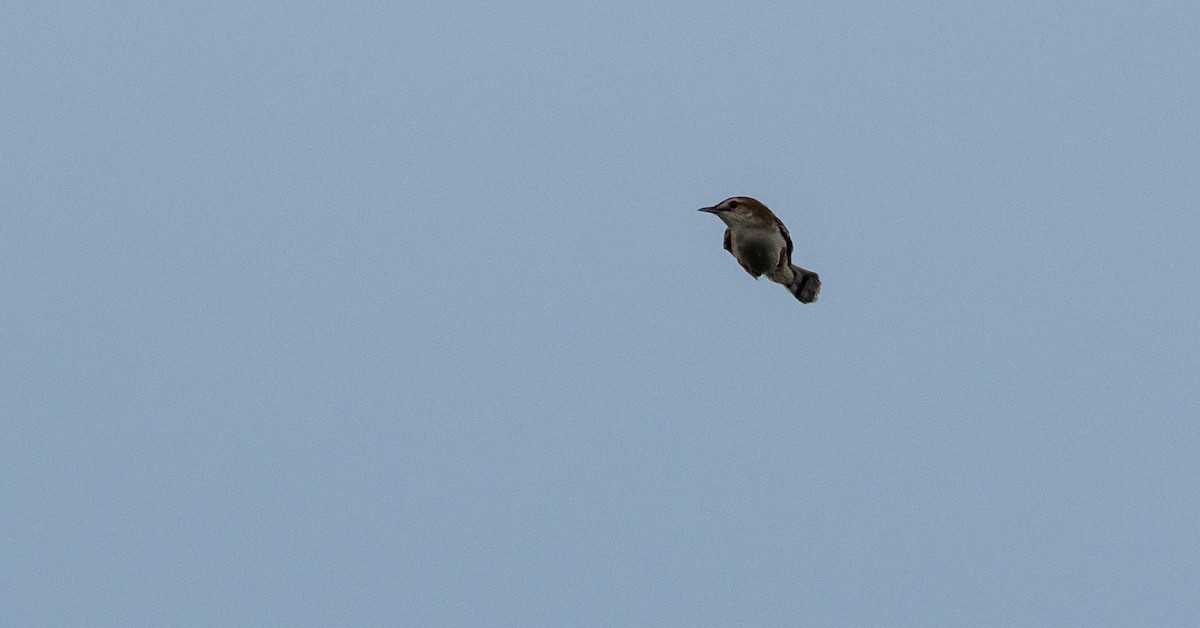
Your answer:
699;196;821;304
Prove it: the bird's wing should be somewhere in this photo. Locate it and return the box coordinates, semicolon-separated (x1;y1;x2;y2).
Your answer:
775;216;794;265
723;227;732;253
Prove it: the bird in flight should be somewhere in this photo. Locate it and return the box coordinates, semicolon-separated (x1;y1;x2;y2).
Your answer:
699;196;821;304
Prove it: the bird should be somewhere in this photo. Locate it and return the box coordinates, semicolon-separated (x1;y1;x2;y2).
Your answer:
699;196;821;304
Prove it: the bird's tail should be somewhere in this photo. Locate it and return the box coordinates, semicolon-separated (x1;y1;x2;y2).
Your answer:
785;265;820;304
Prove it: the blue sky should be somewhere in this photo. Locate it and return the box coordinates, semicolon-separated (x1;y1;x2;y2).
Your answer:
3;3;1199;625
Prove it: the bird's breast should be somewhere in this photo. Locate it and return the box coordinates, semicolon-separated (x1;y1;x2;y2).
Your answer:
732;232;784;276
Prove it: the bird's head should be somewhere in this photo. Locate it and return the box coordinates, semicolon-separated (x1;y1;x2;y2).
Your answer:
698;196;770;227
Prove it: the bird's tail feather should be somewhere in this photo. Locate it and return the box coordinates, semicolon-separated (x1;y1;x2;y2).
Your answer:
785;265;820;304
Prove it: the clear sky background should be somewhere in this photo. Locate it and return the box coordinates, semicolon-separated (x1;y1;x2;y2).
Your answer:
3;3;1199;626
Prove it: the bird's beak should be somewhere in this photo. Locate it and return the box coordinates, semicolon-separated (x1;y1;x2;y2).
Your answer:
698;206;721;214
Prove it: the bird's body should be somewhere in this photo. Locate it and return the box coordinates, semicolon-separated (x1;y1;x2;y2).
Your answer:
727;221;790;277
700;196;821;304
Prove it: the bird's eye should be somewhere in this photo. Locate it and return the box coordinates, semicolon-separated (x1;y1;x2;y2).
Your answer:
727;200;740;209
